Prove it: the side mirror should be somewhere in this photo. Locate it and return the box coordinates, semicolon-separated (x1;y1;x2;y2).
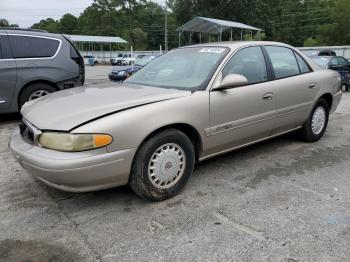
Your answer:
212;74;249;91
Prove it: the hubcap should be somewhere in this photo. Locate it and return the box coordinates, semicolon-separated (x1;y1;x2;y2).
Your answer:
28;90;50;101
311;106;326;135
148;143;186;189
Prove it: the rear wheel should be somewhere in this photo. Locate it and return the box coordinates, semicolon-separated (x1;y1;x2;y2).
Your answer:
19;83;56;109
129;129;195;201
300;98;329;142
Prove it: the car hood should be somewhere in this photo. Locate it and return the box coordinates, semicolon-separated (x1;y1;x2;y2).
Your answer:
21;84;191;131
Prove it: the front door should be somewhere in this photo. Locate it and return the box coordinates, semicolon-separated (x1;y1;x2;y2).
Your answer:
207;46;278;156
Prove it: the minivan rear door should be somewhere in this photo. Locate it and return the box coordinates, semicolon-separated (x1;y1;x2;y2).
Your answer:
0;34;17;110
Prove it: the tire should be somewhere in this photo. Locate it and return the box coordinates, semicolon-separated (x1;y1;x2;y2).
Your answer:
300;98;329;142
19;83;56;109
129;129;195;201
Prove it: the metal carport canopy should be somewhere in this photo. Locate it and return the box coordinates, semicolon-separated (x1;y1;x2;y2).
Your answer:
67;34;128;44
176;16;263;34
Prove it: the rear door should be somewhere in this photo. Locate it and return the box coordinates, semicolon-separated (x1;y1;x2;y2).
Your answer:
207;46;278;155
0;34;17;111
264;46;319;132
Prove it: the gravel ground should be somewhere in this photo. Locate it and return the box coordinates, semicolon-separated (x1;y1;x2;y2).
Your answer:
1;66;350;262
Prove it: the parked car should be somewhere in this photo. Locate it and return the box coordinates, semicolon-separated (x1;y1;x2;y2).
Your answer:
111;54;124;65
311;56;350;91
10;42;342;201
111;53;136;65
108;55;158;81
121;53;136;65
318;50;336;56
83;55;98;66
0;28;85;113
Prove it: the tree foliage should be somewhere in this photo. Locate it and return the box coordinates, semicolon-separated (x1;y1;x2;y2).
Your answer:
0;19;18;28
2;0;349;50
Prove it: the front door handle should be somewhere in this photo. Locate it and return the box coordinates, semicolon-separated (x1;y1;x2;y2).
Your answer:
262;93;273;100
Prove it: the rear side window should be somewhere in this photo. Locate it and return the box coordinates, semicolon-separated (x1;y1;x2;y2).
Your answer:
295;53;311;74
266;46;300;79
223;46;268;85
9;35;60;58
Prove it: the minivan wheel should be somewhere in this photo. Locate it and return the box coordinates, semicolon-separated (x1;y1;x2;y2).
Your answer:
129;129;195;201
19;84;56;109
300;98;329;142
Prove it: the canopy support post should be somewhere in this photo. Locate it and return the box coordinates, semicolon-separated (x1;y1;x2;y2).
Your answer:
220;26;222;41
250;30;253;40
230;28;233;41
200;32;202;43
110;43;112;62
189;32;192;44
241;29;243;40
178;30;183;47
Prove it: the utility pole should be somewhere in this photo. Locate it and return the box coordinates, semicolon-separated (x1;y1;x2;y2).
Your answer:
165;0;168;51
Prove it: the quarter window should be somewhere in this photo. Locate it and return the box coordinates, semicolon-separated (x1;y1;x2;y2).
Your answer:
265;46;300;79
295;53;311;74
222;46;268;85
9;35;60;59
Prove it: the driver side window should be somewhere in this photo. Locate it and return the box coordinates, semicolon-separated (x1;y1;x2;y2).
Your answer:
222;46;268;85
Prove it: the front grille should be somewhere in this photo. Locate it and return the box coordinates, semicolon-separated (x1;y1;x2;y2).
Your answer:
19;120;35;144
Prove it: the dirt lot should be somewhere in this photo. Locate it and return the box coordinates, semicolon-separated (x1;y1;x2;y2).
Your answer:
1;66;350;262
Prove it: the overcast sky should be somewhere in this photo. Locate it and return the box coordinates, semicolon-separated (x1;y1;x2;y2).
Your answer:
0;0;165;28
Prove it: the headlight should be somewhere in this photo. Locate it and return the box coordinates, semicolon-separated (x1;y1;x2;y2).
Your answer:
39;132;113;152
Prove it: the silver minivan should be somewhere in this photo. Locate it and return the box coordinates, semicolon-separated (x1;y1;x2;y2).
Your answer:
0;28;84;113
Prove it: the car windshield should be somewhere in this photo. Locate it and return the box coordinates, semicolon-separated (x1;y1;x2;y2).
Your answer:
311;57;330;66
134;56;156;67
125;47;229;91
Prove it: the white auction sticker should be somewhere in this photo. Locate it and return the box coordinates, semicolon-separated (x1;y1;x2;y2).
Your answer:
199;48;226;54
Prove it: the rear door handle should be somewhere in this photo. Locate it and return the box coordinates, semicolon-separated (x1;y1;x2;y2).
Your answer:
262;93;273;100
309;83;317;89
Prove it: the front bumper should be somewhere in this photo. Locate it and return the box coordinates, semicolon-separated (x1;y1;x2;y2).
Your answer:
9;128;136;192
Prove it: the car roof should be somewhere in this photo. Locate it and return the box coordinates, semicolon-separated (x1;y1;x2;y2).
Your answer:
182;41;293;50
0;28;63;40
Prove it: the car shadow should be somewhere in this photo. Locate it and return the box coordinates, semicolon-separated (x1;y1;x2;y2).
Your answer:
0;113;21;123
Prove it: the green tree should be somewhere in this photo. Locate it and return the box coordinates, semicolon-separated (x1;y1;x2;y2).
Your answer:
59;14;79;34
131;27;148;50
317;0;350;45
32;18;59;32
0;18;18;28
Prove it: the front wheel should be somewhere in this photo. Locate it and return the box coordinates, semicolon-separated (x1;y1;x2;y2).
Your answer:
300;98;329;142
19;83;56;109
129;129;195;201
